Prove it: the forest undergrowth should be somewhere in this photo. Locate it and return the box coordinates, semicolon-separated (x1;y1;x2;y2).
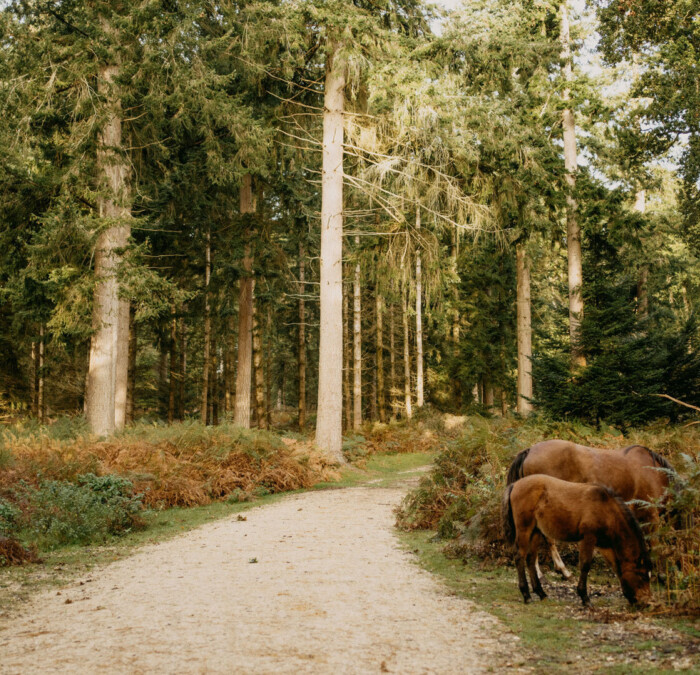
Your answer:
395;413;700;612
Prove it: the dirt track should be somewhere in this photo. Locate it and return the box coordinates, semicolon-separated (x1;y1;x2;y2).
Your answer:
0;486;509;674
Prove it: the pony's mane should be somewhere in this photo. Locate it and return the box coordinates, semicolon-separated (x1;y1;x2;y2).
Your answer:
598;484;652;570
506;448;530;485
623;444;674;471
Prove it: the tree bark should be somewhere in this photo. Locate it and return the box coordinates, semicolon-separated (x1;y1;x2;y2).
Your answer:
353;236;362;430
516;243;534;415
168;306;177;424
201;227;211;424
376;292;386;423
87;63;131;437
234;174;255;428
126;307;136;424
483;376;494;411
316;46;346;462
415;208;424;408
38;324;45;424
635;189;649;318
31;337;38;418
343;278;352;431
390;304;398;420
402;269;413;419
252;296;266;430
224;315;234;415
178;315;186;420
561;1;585;369
298;242;307;430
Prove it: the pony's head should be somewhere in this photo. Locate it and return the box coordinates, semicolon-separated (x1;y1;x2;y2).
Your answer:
619;557;651;607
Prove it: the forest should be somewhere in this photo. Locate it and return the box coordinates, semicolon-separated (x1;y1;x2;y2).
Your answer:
1;0;700;670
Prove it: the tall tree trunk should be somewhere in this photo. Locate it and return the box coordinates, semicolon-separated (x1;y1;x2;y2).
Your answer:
353;237;362;430
178;315;186;420
168;306;177;424
390;304;398;419
516;243;534;416
343;279;352;431
38;324;45;424
635;189;649;318
402;270;413;419
298;242;307;430
415;208;424;408
126;307;136;424
235;174;255;428
561;1;585;369
316;45;346;461
87;64;131;436
252;296;266;430
376;292;386;423
201;227;211;424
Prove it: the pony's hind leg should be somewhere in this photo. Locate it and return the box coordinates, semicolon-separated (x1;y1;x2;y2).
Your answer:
515;550;531;603
526;532;547;600
576;535;596;607
550;542;573;580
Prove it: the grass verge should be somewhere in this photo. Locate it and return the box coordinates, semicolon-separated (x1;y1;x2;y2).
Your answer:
402;531;700;673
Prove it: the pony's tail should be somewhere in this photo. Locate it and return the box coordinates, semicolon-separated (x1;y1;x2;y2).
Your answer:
506;448;530;485
502;484;516;546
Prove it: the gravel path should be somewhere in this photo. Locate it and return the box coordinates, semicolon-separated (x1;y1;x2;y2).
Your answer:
0;486;508;674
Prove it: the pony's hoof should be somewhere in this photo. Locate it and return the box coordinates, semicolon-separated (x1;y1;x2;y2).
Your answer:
538;593;548;601
561;571;573;581
522;596;531;604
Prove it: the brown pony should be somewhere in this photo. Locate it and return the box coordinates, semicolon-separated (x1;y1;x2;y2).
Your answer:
502;475;652;607
506;439;674;578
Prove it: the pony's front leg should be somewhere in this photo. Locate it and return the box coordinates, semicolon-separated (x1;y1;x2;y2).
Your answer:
515;550;531;603
577;535;596;607
550;542;572;580
527;532;547;600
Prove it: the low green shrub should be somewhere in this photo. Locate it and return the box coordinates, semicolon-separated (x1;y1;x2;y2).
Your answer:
21;474;144;549
0;498;20;538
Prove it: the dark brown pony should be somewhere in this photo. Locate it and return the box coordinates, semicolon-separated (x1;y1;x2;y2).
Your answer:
506;439;674;578
502;475;652;607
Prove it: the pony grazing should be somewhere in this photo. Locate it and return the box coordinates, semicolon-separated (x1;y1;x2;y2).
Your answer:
502;475;652;607
506;439;673;578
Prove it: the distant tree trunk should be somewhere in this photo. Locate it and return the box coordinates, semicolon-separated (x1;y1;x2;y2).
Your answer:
451;229;460;343
201;227;211;425
402;270;412;419
126;308;136;424
86;63;131;437
252;296;266;430
376;292;386;423
114;299;129;431
343;280;352;431
390;304;398;419
516;243;533;416
37;324;45;424
265;310;273;429
483;376;494;411
168;307;177;424
561;1;585;368
415;208;424;408
298;242;307;430
235;175;255;428
224;315;234;415
178;315;186;420
159;338;167;416
353;237;362;430
315;44;346;462
210;337;218;426
31;337;38;417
